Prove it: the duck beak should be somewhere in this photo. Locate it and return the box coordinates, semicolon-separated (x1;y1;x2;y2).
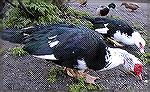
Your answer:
139;42;145;53
140;48;145;53
139;46;145;53
137;73;142;80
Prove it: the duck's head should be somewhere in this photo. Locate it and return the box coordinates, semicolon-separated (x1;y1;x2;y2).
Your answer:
108;3;116;9
100;5;105;8
123;53;143;80
101;48;143;80
120;2;127;6
132;32;145;53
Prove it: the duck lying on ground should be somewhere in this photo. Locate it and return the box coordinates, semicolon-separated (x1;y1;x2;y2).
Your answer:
84;17;145;53
0;23;143;84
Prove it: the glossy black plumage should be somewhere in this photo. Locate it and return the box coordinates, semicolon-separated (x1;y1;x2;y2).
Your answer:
84;17;134;37
99;7;110;16
83;17;146;54
97;3;116;16
1;23;108;70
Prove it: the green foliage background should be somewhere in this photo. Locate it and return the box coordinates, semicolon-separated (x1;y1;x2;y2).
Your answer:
0;19;2;31
4;0;93;29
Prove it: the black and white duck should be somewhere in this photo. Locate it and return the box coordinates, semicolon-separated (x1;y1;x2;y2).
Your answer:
0;23;143;84
84;17;146;53
96;3;116;16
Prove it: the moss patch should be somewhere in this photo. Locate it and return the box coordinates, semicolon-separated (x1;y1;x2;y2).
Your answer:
143;52;150;64
47;66;65;83
69;77;99;92
4;0;93;29
11;47;28;57
0;19;2;31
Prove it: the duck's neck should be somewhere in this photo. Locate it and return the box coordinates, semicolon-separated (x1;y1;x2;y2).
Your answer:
113;31;135;45
124;3;130;8
103;47;142;75
100;47;125;71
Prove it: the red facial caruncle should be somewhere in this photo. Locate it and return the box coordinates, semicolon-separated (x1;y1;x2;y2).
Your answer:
134;64;143;80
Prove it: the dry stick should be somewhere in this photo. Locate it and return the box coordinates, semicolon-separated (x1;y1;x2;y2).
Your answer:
107;37;124;47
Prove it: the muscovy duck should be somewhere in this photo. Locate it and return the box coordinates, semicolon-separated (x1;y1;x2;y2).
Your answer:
84;17;145;53
96;3;116;16
121;2;139;12
0;23;143;84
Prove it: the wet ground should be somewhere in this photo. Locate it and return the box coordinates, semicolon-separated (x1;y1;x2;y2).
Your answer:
0;0;150;92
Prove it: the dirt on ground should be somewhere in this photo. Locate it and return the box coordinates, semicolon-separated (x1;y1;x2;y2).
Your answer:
0;0;150;92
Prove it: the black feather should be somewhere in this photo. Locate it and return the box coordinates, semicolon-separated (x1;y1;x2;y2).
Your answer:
97;3;116;16
108;3;116;9
100;7;110;16
1;23;108;70
84;17;134;37
0;28;25;43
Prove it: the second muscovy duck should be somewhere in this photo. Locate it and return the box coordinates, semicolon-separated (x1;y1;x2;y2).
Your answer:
84;17;145;53
1;23;143;84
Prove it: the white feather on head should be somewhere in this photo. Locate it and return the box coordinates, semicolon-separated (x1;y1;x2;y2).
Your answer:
99;47;142;72
132;32;145;53
113;31;145;53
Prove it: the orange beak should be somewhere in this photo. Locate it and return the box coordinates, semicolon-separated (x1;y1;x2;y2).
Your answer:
139;42;144;53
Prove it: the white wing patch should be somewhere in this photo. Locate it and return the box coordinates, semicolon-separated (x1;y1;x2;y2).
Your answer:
95;23;109;34
48;35;57;40
77;59;87;70
48;41;59;47
33;54;58;60
23;33;29;36
22;26;34;30
104;23;109;27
